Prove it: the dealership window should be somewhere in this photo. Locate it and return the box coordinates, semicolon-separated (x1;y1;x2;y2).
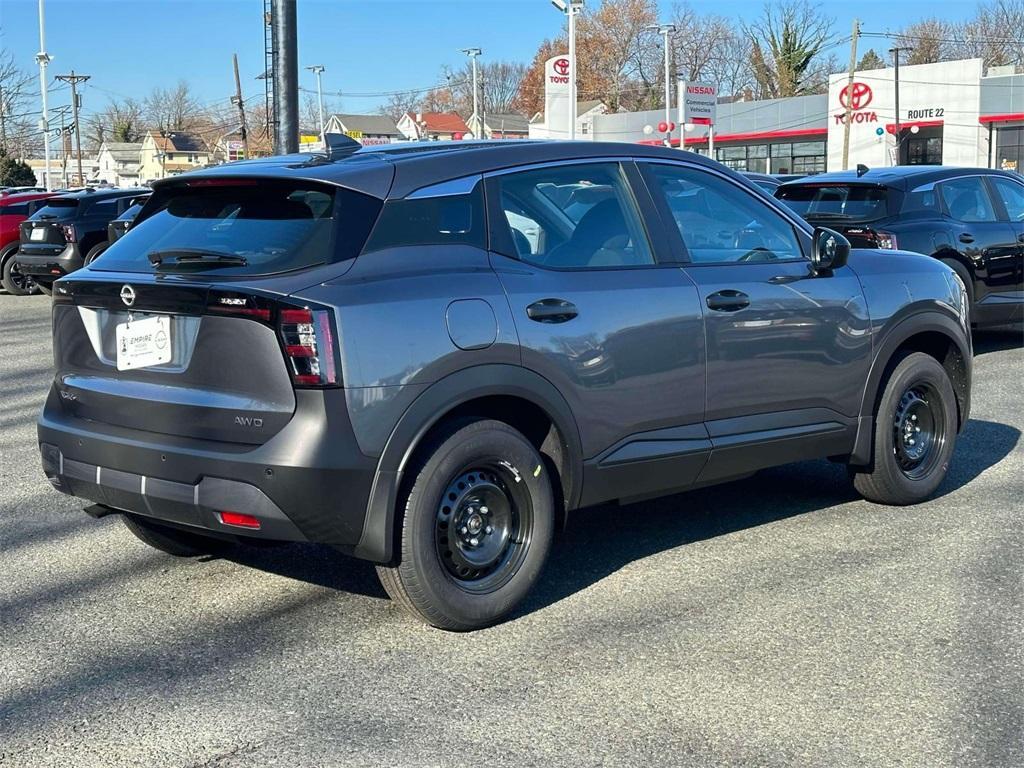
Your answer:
995;126;1023;174
714;140;825;174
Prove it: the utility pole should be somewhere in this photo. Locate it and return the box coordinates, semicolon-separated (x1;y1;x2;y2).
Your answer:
888;46;911;165
232;54;250;158
272;0;298;153
461;48;482;137
841;18;859;170
305;64;325;139
0;85;7;152
36;0;52;190
55;71;90;185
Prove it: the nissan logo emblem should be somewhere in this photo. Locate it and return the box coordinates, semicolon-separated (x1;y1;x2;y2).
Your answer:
120;284;136;307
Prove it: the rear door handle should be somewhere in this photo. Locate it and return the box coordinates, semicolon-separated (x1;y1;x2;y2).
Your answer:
706;290;750;312
526;298;578;323
959;233;975;244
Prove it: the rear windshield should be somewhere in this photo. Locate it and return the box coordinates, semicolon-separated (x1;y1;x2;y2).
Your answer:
776;184;890;221
92;180;382;276
30;199;80;220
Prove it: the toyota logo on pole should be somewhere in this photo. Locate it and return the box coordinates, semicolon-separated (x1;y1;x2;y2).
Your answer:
120;284;136;307
839;82;873;110
553;58;570;76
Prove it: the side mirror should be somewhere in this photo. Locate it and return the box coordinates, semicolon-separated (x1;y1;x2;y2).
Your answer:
811;226;850;272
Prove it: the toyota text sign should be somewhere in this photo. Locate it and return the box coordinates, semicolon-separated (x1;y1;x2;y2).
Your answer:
678;80;717;125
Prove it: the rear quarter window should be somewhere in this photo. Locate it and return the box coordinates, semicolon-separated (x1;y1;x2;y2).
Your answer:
362;182;485;252
776;184;891;221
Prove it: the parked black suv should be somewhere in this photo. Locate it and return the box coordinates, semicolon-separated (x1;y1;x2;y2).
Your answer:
39;140;972;630
776;167;1024;327
106;193;151;246
14;188;147;293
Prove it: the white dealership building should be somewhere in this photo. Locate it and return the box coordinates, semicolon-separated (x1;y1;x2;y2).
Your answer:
529;57;1024;173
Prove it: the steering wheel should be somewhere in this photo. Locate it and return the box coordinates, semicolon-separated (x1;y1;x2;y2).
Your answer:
738;247;778;263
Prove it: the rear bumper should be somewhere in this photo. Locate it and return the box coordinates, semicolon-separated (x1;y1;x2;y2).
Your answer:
14;244;83;281
37;386;379;554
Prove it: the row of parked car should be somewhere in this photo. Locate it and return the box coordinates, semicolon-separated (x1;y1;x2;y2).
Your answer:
0;187;149;295
5;165;1020;329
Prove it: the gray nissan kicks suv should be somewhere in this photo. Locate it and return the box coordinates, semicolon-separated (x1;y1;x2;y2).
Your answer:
39;139;972;630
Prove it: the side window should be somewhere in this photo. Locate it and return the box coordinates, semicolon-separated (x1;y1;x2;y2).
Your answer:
991;177;1024;222
491;162;654;269
0;202;29;216
363;181;485;252
643;164;803;264
88;199;117;218
940;177;996;223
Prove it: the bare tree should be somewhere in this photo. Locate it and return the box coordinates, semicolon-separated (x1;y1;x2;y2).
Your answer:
87;97;144;148
670;3;736;82
576;0;661;110
144;80;203;132
894;18;954;65
0;49;36;156
954;0;1024;67
705;33;757;98
379;91;420;123
746;0;835;97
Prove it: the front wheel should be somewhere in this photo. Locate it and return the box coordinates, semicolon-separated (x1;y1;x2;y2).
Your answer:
850;352;958;505
376;419;555;631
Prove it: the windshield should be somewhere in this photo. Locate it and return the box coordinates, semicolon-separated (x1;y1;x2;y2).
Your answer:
776;184;890;221
92;180;381;276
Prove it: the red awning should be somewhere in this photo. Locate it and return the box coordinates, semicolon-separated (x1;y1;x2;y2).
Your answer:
884;120;944;133
979;113;1024;124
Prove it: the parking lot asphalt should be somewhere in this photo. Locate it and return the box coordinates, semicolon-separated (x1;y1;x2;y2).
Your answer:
0;290;1021;768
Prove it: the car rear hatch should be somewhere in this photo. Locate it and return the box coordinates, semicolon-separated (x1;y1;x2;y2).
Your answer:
50;176;383;446
775;182;898;248
19;197;79;255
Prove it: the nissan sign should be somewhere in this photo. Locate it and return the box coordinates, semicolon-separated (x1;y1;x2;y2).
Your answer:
677;80;717;125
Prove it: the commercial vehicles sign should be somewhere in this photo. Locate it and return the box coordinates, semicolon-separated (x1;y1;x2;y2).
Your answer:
677;80;717;125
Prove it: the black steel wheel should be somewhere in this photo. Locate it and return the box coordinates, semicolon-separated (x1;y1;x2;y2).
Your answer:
851;352;958;505
377;418;555;631
1;247;38;296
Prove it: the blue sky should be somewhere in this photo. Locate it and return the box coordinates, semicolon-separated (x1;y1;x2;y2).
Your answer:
1;0;978;121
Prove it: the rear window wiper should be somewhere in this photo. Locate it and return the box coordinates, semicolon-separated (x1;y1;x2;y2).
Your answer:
147;248;248;269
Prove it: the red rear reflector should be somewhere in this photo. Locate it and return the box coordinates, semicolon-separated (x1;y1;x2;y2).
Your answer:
187;179;259;187
209;305;272;321
219;511;261;529
280;308;313;324
285;344;316;357
292;374;322;385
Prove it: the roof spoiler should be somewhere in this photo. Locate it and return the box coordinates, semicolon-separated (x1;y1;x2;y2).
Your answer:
856;163;870;177
323;133;362;159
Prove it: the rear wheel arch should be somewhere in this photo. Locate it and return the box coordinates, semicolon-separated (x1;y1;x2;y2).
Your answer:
353;365;583;563
851;312;970;467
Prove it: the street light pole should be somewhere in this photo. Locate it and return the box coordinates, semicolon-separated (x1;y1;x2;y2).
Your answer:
461;48;482;137
649;23;676;146
36;0;52;191
305;65;326;139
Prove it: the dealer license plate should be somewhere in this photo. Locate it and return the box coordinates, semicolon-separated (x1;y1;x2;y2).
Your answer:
115;315;172;371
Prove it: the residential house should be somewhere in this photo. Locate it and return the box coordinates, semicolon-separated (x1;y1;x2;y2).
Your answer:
482;113;530;139
27;155;99;188
323;113;403;146
396;112;470;141
139;131;212;182
94;142;142;186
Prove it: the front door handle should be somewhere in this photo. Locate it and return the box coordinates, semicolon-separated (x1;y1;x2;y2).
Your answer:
526;298;578;323
959;232;975;244
706;290;750;312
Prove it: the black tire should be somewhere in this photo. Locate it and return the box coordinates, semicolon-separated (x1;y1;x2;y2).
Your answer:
1;245;37;296
850;352;958;505
122;512;226;557
84;241;108;266
940;258;974;322
376;419;555;631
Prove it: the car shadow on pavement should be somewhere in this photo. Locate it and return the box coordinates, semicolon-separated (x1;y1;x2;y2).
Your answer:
211;419;1018;619
518;417;1020;619
972;327;1023;356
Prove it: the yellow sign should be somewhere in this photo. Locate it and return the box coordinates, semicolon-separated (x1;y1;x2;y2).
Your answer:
299;134;320;144
344;130;364;139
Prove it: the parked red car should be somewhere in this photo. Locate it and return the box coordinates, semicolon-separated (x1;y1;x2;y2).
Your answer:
1;191;60;294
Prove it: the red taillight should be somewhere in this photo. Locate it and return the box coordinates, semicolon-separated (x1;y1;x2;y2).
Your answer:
278;306;339;387
875;231;898;250
219;511;261;529
61;224;76;242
